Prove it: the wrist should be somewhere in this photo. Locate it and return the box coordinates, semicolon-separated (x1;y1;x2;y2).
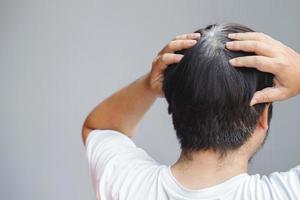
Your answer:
141;72;160;98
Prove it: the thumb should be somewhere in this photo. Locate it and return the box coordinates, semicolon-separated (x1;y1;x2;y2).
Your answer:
250;87;284;106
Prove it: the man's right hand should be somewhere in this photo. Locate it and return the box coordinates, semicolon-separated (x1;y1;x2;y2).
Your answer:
225;32;300;106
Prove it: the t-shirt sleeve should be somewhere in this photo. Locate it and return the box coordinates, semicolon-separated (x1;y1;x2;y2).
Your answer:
260;165;300;199
85;129;160;198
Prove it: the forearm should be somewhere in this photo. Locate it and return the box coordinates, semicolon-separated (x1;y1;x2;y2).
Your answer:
82;72;157;142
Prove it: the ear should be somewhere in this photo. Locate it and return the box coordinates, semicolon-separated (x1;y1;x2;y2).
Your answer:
257;103;271;131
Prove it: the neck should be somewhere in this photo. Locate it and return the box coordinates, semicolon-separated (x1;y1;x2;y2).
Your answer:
170;149;248;190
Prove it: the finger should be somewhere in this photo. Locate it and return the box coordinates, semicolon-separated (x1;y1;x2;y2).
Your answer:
229;56;278;74
225;40;276;57
160;53;184;65
154;53;184;71
160;39;197;54
228;32;278;45
250;87;286;106
173;33;201;40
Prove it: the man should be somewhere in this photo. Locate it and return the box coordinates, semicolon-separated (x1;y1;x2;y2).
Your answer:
82;23;300;200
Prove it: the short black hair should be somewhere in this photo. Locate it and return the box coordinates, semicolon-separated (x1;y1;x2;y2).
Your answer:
162;23;273;158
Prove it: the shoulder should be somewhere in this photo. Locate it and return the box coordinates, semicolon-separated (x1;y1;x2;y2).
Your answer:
245;166;300;199
85;129;160;166
84;129;164;198
258;165;300;185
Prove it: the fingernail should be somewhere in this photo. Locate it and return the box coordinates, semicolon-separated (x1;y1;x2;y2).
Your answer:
226;41;234;48
175;54;184;61
178;54;184;59
229;59;236;65
250;99;256;106
228;33;236;39
188;40;197;45
192;33;201;38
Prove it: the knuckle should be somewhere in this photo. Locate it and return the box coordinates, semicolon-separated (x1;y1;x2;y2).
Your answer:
166;43;172;49
280;92;288;100
174;40;180;46
253;33;261;41
272;58;283;70
252;41;259;49
252;56;259;65
272;58;281;65
187;33;194;38
261;92;270;103
174;35;180;40
274;58;286;69
184;40;192;46
279;63;288;74
254;91;265;103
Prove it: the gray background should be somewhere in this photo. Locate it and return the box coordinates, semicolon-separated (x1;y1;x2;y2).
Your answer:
1;0;299;199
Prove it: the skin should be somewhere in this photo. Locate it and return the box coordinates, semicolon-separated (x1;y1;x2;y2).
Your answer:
82;31;300;189
171;104;271;189
226;32;300;106
82;33;201;142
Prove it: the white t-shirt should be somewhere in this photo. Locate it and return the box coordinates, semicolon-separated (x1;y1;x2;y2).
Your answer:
85;129;300;200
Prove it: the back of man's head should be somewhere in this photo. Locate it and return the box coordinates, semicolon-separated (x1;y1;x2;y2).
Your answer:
162;23;273;158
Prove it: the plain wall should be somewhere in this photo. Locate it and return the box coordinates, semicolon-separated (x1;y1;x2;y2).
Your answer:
1;0;299;199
